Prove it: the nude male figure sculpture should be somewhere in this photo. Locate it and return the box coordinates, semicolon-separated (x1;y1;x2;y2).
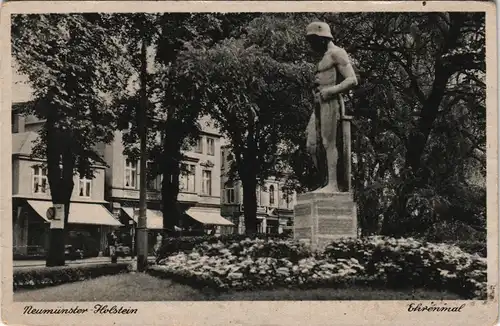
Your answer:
306;22;358;193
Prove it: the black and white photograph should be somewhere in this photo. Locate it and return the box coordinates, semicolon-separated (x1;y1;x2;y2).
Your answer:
1;1;497;325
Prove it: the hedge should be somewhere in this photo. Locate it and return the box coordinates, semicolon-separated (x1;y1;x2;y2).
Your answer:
13;263;131;291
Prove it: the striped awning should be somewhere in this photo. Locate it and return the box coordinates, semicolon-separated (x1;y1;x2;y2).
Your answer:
185;208;234;226
121;207;164;230
27;200;122;226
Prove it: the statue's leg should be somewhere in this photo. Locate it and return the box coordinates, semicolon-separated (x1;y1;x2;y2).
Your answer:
315;100;340;193
306;111;318;170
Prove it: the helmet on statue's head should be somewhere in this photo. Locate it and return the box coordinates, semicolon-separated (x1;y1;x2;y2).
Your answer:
306;22;333;39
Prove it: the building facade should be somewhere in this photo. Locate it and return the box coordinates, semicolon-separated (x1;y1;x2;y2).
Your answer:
10;68;233;258
11;108;122;256
220;145;296;234
104;116;233;252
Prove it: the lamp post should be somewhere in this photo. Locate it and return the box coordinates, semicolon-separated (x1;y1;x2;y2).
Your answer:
130;219;136;258
136;34;149;272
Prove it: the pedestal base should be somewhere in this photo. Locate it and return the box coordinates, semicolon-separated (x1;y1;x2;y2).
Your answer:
293;192;357;251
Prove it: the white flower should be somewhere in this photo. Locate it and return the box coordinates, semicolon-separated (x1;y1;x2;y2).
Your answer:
228;272;243;280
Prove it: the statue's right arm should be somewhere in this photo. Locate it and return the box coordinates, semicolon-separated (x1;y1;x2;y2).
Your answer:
320;48;358;100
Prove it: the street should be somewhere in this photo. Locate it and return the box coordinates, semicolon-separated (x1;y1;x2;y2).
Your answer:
13;256;156;270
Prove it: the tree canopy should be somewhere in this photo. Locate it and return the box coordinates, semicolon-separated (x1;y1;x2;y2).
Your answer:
177;12;486;238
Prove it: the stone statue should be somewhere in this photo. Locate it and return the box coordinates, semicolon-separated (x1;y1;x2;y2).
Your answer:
305;22;358;193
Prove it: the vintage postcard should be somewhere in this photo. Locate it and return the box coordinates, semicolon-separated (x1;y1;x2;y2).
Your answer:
0;1;497;325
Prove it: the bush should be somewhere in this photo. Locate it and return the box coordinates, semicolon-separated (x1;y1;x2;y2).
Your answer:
191;238;312;263
322;236;487;299
13;263;131;291
424;220;486;243
156;233;290;261
454;240;486;257
155;237;367;291
152;252;365;292
153;236;487;299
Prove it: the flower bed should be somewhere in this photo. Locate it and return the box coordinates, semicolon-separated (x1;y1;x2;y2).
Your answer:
153;236;487;299
152;253;366;291
156;233;291;261
14;263;131;291
155;238;369;291
323;236;487;299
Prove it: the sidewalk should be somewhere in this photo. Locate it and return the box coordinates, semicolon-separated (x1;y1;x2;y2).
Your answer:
14;256;156;270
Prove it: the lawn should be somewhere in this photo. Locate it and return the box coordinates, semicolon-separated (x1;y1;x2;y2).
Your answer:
14;273;462;301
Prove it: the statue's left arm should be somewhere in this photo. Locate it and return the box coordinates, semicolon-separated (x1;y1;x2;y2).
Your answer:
320;48;358;100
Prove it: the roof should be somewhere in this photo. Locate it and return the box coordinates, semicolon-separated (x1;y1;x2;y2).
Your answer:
12;131;38;155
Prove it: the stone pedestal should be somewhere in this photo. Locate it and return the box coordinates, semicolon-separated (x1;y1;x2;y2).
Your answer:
293;192;357;251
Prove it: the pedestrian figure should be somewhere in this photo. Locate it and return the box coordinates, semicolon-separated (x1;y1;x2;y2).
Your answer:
107;229;118;263
153;233;162;257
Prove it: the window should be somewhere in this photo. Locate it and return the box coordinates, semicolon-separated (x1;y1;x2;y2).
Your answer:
202;170;212;195
269;185;275;206
124;159;137;189
79;177;92;197
226;188;235;203
180;164;196;192
194;137;203;153
146;162;162;191
206;137;215;156
285;192;293;208
32;166;48;194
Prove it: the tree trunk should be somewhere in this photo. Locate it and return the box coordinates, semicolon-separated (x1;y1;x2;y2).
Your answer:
241;173;258;235
161;158;181;235
161;133;182;236
46;121;75;267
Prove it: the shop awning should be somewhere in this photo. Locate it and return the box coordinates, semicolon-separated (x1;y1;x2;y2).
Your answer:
121;207;164;230
185;208;234;226
27;200;122;226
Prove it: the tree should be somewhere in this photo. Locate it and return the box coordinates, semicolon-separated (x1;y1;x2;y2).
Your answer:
179;14;314;234
321;12;486;236
113;13;256;235
12;13;127;266
181;12;486;238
